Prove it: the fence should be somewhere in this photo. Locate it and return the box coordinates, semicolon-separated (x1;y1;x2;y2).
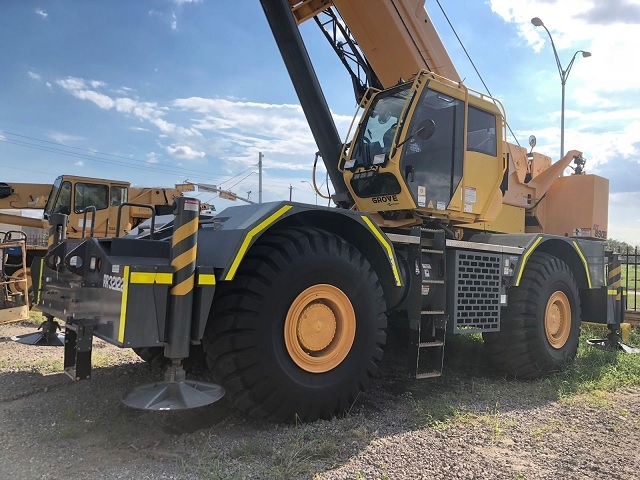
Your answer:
616;246;639;312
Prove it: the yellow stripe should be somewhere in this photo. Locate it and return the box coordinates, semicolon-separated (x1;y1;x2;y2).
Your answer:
571;241;592;289
224;205;293;280
36;258;44;305
172;218;198;247
361;216;402;286
608;265;621;279
608;289;618;295
118;266;130;344
198;273;216;286
130;272;154;284
129;272;173;285
171;274;195;296
171;245;197;270
515;236;543;286
155;273;173;284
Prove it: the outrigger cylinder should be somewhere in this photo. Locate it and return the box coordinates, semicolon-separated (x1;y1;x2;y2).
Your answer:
122;198;225;410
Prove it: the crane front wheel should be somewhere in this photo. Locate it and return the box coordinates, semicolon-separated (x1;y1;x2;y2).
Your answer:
203;226;387;422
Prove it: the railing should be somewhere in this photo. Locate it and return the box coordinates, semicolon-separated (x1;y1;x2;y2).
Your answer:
616;246;639;311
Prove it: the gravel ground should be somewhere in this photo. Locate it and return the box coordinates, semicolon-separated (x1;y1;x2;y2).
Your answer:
1;321;639;480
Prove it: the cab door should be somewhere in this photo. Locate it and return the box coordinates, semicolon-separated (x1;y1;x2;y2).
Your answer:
73;182;110;237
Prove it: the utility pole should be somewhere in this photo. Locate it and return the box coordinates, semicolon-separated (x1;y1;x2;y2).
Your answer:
258;152;263;204
289;185;292;201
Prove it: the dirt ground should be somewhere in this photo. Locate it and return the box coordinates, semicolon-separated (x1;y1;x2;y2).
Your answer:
1;321;639;480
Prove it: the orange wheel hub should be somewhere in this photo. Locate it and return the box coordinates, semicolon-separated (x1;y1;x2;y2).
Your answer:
544;291;571;349
284;284;356;373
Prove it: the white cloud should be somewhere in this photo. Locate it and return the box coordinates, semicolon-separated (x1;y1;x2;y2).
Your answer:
75;160;84;167
35;8;48;18
48;132;84;144
28;71;41;81
146;152;160;164
56;76;199;139
172;96;352;169
609;192;640;245
167;145;205;159
173;0;201;4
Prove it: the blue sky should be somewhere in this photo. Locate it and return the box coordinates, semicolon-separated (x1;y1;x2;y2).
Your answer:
1;0;639;244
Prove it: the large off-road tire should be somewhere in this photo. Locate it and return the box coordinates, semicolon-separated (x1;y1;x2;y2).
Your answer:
203;226;387;422
483;252;581;379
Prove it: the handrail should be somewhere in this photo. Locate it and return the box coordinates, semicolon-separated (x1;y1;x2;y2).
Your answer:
80;205;96;238
115;203;157;239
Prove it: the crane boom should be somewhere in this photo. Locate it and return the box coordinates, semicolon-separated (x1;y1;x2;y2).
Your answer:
290;0;461;87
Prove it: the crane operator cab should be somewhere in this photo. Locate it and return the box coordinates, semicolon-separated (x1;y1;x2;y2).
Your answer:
340;70;507;226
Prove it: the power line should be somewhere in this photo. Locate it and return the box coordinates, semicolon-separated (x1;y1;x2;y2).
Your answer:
0;130;321;193
434;0;521;147
0;129;256;181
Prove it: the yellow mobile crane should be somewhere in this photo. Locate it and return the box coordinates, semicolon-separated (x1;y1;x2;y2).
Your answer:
0;175;182;341
0;174;181;290
28;0;630;421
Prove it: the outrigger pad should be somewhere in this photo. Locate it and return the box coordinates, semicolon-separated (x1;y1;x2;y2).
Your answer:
122;380;225;411
587;338;640;354
12;319;65;346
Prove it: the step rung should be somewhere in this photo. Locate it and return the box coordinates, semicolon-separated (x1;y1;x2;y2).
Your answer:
419;341;444;347
416;371;442;379
422;279;444;284
421;310;445;315
421;248;444;254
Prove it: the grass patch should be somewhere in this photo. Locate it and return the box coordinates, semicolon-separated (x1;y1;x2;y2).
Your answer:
28;310;48;325
621;264;638;309
543;325;640;399
397;325;640;432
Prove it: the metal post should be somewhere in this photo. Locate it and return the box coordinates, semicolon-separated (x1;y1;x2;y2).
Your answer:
164;197;200;360
258;151;263;204
560;79;566;159
48;213;68;248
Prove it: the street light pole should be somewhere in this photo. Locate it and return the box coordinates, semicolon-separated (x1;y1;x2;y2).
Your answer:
531;17;591;159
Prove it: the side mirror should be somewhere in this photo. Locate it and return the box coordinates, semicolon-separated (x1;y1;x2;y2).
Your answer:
397;119;436;148
416;119;436;140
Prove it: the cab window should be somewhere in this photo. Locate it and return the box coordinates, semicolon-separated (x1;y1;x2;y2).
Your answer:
52;181;72;215
467;106;497;156
74;183;109;212
110;186;128;206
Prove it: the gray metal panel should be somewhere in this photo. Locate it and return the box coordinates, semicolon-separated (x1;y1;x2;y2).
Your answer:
446;239;523;255
448;250;502;333
467;233;542;249
387;233;421;244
